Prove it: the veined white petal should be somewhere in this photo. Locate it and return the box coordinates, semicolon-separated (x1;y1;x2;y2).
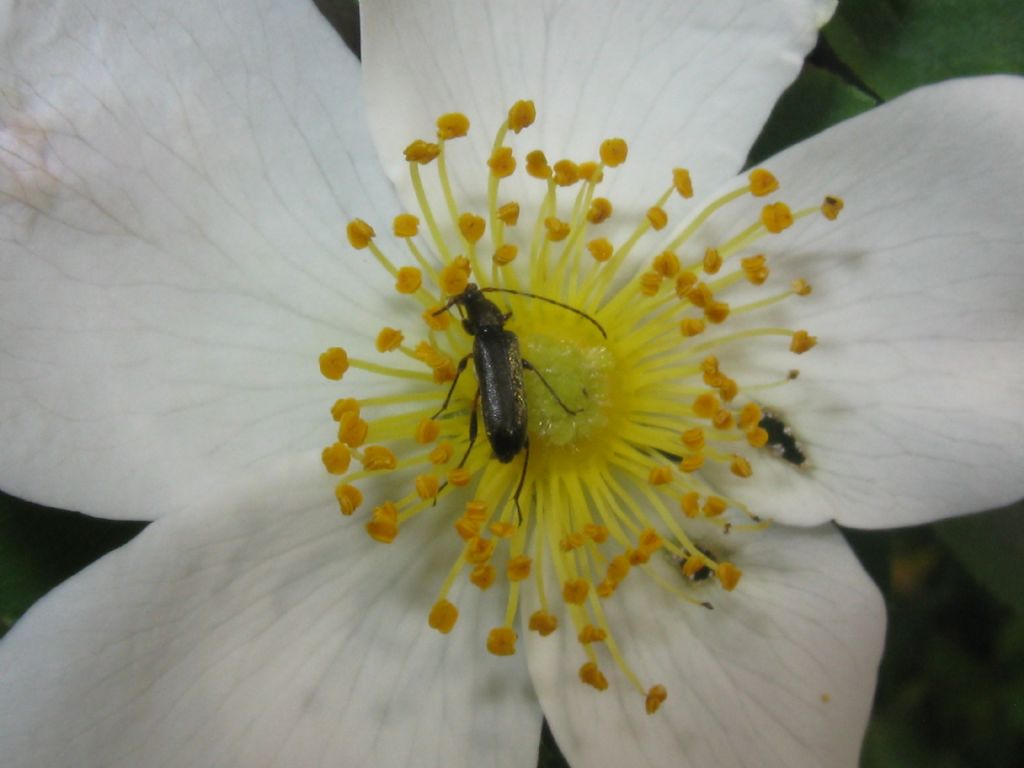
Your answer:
724;76;1024;528
689;76;1024;528
362;0;836;220
0;0;400;519
0;455;541;768
525;523;883;768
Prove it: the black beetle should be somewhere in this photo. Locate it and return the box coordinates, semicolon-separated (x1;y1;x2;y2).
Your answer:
431;283;606;514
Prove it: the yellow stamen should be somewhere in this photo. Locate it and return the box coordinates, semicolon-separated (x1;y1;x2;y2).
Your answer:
639;271;662;296
528;610;558;636
645;685;668;714
587;238;614;262
415;474;440;500
526;149;552;180
675;272;698;298
673;168;693;198
680;455;705;473
652;251;680;277
436;112;470;139
680;493;700;518
579;662;609;690
448;467;472;486
648;466;673;485
792;278;813;296
552;159;579;187
761;202;794;234
319;347;349;381
458;213;486;244
731;455;753;478
404;140;441;164
587;197;613;224
491;521;516;539
429;599;459;633
646;206;668;230
322;443;351;475
717;562;742;591
680;428;705;451
507;100;536;133
703;496;728;517
705;300;730;324
423;305;451;331
560;532;586;551
680;317;706;337
338;414;368;447
362;445;398;471
395;267;422;294
682;553;707;576
579;625;608;644
599;138;628;167
488;146;516;178
747;427;770;448
415;418;441;444
346;219;375;249
563;579;590;605
487;627;518;656
507;555;532;581
330;398;359;422
440;258;471;295
738;403;763;430
741;253;770;285
821;195;845;220
497;202;520;225
748;168;779;197
429;442;453;464
366;502;399;543
702;247;723;275
692;392;720;419
790;330;818;354
493;243;518;265
393;213;420;238
471;564;497;589
578;162;603;183
545;217;571;241
466;536;496;564
335;483;362;515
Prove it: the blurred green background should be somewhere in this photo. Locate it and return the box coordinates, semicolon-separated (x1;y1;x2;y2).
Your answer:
2;1;1022;765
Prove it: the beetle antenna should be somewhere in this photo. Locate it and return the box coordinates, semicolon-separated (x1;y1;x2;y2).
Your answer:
433;293;462;317
480;287;607;338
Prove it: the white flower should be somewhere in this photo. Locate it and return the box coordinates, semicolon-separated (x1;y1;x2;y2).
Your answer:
1;1;1022;767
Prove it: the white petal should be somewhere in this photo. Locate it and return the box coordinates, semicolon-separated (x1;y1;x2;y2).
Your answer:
0;0;402;519
0;455;541;768
362;0;836;217
525;523;884;768
692;76;1024;528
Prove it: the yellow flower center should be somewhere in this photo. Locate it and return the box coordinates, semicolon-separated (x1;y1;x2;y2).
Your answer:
519;332;615;451
318;101;842;715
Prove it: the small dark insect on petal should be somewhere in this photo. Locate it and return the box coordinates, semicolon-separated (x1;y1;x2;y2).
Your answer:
758;410;806;466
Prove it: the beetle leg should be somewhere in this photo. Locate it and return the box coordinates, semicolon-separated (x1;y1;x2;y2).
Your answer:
513;439;529;526
456;389;481;470
522;358;581;415
431;353;473;419
433;389;481;506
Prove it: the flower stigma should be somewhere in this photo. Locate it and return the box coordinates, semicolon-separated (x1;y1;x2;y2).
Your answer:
319;101;842;715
